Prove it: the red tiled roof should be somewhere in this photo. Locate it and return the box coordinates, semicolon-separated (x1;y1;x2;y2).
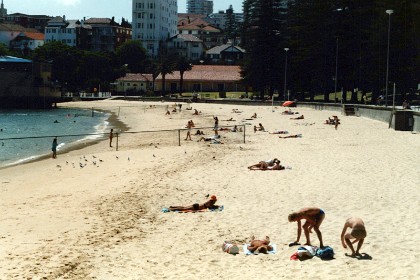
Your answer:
157;65;241;82
24;32;44;40
117;73;153;82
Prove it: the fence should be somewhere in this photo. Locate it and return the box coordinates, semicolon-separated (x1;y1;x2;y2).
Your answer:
0;125;247;167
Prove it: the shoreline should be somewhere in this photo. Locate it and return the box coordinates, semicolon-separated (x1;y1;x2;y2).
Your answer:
0;108;129;170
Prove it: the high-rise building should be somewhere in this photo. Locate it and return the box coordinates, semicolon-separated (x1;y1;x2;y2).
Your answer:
132;0;178;56
187;0;213;15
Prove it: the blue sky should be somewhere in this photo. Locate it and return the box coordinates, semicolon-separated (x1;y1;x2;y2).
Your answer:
4;0;243;22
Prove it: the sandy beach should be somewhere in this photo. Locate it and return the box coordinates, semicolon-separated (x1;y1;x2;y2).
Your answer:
1;100;419;279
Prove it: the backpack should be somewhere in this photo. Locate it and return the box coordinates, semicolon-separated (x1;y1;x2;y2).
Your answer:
316;246;334;260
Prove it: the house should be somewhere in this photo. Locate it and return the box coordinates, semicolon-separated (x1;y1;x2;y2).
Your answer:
45;16;93;49
178;14;224;49
206;43;245;64
155;65;245;94
9;32;44;54
5;13;52;33
168;34;204;61
115;73;154;95
85;17;132;52
0;22;38;46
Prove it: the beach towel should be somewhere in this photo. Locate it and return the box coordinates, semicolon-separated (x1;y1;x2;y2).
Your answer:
243;243;277;255
161;205;224;213
290;245;318;261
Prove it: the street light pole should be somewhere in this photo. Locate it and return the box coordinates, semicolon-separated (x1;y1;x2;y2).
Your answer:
334;37;339;103
385;9;394;107
283;48;289;102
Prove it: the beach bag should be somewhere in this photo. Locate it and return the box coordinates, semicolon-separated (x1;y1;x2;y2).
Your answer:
222;241;239;255
316;246;334;260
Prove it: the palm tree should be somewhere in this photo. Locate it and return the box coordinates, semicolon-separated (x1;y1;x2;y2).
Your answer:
177;56;192;96
157;54;176;95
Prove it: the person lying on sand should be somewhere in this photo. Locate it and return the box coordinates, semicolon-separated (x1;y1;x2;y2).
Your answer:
341;217;367;257
288;207;325;248
224;117;236;121
197;135;221;142
251;113;257;118
248;161;285;170
248;158;279;169
270;130;288;134
282;109;295;115
169;195;219;211
193;109;201;115
165;110;170;115
290;115;304;120
279;134;302;138
248;236;273;253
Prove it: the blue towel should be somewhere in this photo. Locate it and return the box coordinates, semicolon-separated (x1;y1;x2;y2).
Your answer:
243;243;277;255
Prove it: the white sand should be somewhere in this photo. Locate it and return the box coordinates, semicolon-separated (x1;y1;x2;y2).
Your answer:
0;100;419;279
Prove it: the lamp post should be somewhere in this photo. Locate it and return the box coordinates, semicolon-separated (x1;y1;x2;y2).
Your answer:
385;9;394;107
283;48;289;102
334;37;339;103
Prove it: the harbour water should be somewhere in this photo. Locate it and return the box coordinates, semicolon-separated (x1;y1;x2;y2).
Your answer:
0;108;110;167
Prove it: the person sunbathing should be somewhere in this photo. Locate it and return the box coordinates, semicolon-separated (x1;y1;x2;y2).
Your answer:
193;109;200;115
169;195;219;211
270;130;288;134
282;109;294;115
248;158;280;170
195;130;204;135
198;135;221;142
249;161;285;170
251;113;257;118
165;110;170;115
290;115;304;120
279;134;302;138
225;117;235;121
248;236;273;253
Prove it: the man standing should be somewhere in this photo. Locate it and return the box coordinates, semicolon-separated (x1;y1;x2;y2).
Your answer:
109;129;114;147
52;137;58;159
288;207;325;248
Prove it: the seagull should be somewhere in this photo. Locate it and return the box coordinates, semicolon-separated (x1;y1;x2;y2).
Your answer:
153;154;156;157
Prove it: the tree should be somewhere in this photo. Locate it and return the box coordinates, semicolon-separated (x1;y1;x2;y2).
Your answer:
176;55;192;95
0;43;9;56
116;40;148;73
241;0;288;99
225;5;238;41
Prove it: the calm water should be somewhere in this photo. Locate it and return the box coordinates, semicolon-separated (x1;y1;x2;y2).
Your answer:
0;108;110;167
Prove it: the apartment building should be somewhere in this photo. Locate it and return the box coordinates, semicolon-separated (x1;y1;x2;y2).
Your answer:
187;0;213;15
132;0;178;56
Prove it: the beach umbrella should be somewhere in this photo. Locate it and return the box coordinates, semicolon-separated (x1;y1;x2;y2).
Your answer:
282;101;295;107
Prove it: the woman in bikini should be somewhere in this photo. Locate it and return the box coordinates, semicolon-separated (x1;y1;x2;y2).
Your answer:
169;195;219;211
